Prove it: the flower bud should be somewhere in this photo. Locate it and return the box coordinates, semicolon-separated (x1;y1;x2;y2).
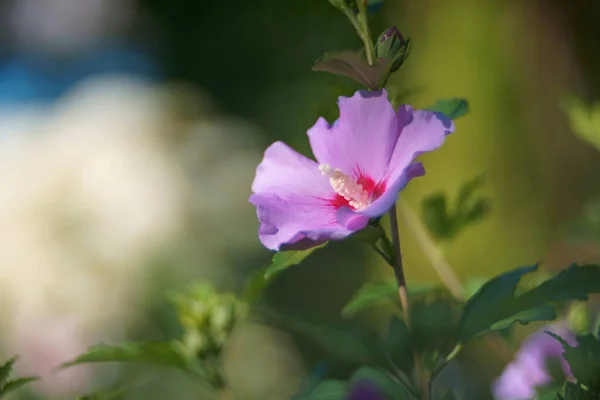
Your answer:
375;27;409;73
210;303;233;334
182;330;209;357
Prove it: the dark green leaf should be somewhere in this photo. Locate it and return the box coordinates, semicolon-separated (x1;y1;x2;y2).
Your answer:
522;264;600;303
489;306;557;331
386;317;410;356
0;358;38;399
62;342;189;370
279;316;384;366
348;367;409;400
411;298;460;356
426;98;470;120
349;225;385;245
0;358;15;388
342;281;397;317
458;265;538;341
459;264;600;342
0;378;39;399
264;243;328;281
312;51;391;90
421;176;490;241
421;194;452;240
548;333;600;393
440;390;460;400
303;379;346;400
563;381;596;400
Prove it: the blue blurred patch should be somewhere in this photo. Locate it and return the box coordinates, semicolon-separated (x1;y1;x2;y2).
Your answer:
0;44;161;106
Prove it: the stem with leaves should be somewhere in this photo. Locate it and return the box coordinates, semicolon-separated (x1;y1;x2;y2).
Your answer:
340;1;376;66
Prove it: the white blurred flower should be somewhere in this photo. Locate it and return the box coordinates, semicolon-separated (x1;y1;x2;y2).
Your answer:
0;75;261;396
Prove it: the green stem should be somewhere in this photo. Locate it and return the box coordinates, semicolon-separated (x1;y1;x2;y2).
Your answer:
355;0;376;66
387;205;430;400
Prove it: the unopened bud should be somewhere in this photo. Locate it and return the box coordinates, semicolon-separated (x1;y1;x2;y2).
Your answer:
375;27;409;73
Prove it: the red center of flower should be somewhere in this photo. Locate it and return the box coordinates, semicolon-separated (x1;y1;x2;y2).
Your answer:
320;165;387;211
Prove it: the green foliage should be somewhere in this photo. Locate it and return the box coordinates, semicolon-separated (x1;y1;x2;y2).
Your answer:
297;366;410;400
77;387;127;400
341;281;397;317
172;284;247;360
458;264;600;341
62;342;189;370
244;243;328;302
562;97;600;153
440;390;460;400
301;379;346;399
0;358;38;399
312;51;392;90
561;382;598;400
426;98;470;120
264;243;328;281
386;317;411;368
277;315;386;366
568;198;600;242
348;366;409;400
549;333;600;395
421;175;490;241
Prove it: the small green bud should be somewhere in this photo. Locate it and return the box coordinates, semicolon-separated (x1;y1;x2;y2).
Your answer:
210;304;233;334
183;330;209;357
375;27;409;73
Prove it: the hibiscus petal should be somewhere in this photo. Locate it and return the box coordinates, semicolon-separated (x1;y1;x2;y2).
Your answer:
250;193;356;250
251;141;331;197
356;163;424;218
307;89;398;179
250;141;357;250
386;106;454;183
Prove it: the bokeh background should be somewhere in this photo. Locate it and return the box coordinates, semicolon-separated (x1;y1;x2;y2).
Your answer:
1;0;600;399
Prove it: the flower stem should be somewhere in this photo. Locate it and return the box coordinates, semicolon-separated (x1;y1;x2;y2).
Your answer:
355;0;376;66
388;204;430;400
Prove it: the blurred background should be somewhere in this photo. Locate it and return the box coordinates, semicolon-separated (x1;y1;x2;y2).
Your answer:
1;0;600;399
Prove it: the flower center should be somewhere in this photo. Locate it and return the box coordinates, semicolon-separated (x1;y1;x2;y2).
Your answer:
319;164;371;210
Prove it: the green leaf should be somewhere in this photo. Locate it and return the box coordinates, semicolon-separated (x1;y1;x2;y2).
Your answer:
458;265;538;341
489;306;557;331
562;381;596;400
264;243;328;281
562;97;600;153
77;387;127;400
426;98;470;120
342;281;397;317
348;366;409;400
0;358;15;388
303;379;346;400
421;194;452;240
312;51;392;90
421;175;490;241
349;225;385;245
0;358;38;399
0;378;39;399
548;333;600;393
440;390;460;400
278;316;384;366
62;342;189;370
459;264;600;342
386;317;410;356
